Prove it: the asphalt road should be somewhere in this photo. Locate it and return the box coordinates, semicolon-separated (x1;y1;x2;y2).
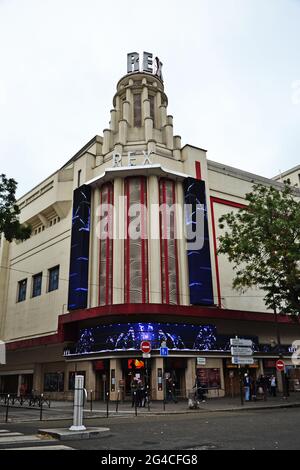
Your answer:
1;408;300;450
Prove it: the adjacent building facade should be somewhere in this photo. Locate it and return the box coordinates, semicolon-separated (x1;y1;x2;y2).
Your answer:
0;53;300;401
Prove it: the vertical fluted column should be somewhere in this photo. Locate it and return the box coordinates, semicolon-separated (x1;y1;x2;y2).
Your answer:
175;182;189;305
90;187;101;307
119;120;127;145
115;96;121;124
165;115;174;150
126;86;133;125
160;104;167;128
173;135;182;161
110;109;117;132
156;91;162;128
103;129;112;155
148;175;161;303
113;177;125;304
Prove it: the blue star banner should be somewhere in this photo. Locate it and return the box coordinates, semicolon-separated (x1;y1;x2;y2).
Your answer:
68;184;91;310
183;177;214;305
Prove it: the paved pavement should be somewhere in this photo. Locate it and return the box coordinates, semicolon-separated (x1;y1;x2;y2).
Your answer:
0;428;74;450
1;393;300;423
0;407;300;450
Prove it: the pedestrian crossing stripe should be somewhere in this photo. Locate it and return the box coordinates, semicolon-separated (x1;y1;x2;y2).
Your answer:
4;445;73;450
0;430;74;450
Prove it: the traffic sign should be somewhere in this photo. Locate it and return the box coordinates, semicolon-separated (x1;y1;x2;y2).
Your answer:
142;353;151;359
230;338;253;348
231;347;253;357
231;357;255;365
276;360;285;372
140;341;151;354
160;347;169;356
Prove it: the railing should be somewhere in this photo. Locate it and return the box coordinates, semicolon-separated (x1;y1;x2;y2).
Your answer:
0;393;51;408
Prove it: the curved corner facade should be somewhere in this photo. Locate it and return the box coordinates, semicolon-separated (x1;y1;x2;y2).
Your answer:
1;55;300;401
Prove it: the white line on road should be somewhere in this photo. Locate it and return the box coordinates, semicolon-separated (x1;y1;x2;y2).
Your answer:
4;445;73;450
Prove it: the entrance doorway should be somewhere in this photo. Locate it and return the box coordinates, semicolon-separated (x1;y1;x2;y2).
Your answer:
164;358;187;399
122;358;151;400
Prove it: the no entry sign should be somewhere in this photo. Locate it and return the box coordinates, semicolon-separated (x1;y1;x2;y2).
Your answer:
276;360;285;372
140;341;151;354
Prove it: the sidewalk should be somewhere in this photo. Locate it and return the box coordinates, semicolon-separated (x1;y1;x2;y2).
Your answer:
1;393;300;423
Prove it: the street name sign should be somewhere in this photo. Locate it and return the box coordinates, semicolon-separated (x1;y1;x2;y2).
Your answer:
230;338;253;348
231;347;253;357
231;357;255;365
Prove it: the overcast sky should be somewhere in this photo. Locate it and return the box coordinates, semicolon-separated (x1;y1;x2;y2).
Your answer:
1;0;300;197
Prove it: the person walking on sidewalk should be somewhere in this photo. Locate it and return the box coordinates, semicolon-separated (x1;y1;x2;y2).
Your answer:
270;375;277;397
166;377;177;403
244;373;251;401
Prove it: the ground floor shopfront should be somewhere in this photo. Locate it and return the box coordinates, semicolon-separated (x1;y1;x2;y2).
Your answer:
1;351;300;401
1;306;300;400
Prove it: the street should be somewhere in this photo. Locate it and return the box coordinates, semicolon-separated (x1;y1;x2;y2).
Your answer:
0;407;300;450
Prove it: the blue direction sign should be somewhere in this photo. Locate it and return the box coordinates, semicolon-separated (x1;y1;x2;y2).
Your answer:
160;347;169;356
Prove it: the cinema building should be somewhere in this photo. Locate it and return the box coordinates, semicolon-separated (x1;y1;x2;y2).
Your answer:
0;53;300;401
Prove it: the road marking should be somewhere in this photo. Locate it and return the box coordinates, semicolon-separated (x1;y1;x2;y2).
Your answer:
0;432;23;437
0;435;45;444
0;430;9;433
5;445;73;450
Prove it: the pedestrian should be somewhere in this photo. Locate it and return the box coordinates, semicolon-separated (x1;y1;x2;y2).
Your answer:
257;375;268;401
270;375;277;397
244;373;251;401
251;377;257;402
194;375;206;402
166;377;177;403
130;377;138;407
284;373;290;398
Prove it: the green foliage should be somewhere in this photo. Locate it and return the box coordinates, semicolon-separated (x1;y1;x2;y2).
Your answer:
218;181;300;315
0;174;31;242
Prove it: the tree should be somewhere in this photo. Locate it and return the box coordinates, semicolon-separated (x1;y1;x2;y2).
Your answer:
0;174;31;242
218;182;300;315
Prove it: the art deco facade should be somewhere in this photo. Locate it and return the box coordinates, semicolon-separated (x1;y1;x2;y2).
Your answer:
0;54;299;400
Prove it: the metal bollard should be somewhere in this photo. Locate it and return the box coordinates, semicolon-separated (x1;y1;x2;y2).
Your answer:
147;386;151;412
106;392;109;418
5;394;10;423
90;390;93;413
40;393;44;421
116;390;120;413
134;391;138;417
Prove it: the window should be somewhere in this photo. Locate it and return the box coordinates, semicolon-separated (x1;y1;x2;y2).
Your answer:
68;371;86;391
149;95;155;122
124;177;149;303
99;183;114;306
48;266;59;292
159;179;179;305
133;93;142;127
17;279;27;302
77;169;82;188
44;373;64;392
32;272;42;298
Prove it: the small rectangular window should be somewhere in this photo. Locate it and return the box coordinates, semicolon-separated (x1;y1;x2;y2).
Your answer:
134;93;142;127
48;265;59;292
32;272;42;298
77;169;82;188
149;95;155;122
17;279;27;302
44;373;64;392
